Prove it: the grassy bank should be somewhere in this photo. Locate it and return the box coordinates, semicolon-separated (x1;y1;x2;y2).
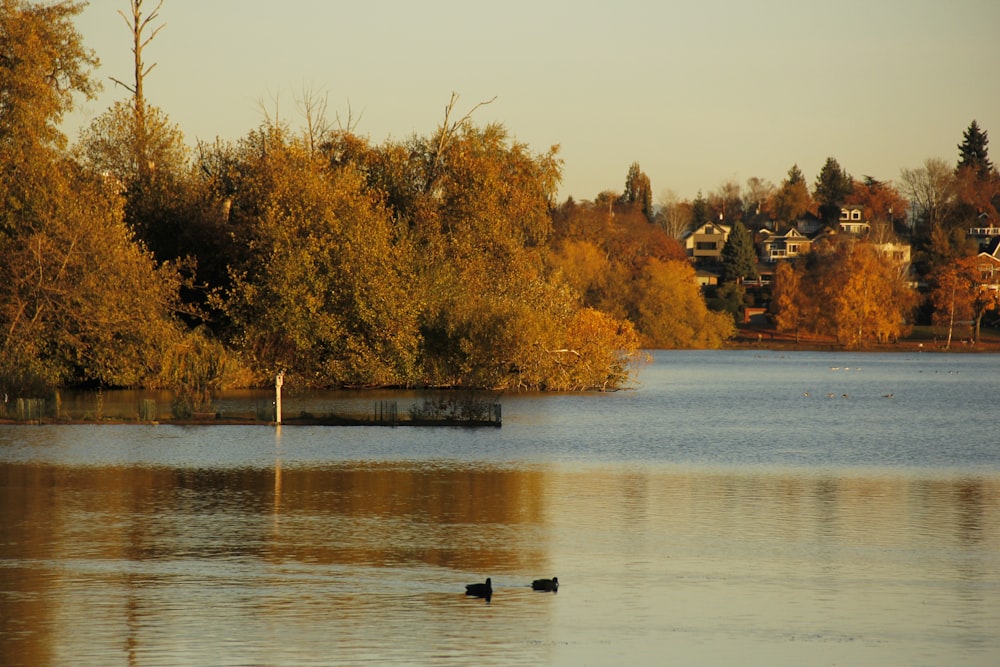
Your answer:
727;324;1000;353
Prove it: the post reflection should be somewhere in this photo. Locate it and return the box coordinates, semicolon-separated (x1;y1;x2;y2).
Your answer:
273;424;282;522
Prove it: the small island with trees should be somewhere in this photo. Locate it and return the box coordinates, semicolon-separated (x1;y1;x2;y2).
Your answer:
2;1;998;425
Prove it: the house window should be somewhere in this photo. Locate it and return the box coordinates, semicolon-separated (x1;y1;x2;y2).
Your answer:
851;210;861;220
696;241;716;251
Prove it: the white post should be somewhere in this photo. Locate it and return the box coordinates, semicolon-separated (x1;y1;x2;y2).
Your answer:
275;370;284;425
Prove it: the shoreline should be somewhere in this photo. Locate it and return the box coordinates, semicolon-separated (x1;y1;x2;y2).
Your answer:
725;324;1000;353
0;416;502;427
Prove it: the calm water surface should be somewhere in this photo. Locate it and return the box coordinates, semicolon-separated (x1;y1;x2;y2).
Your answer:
1;350;998;666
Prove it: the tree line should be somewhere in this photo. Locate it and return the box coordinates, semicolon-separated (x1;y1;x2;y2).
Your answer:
652;122;999;349
3;0;683;397
3;1;998;400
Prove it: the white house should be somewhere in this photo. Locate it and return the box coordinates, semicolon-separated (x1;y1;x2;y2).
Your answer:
683;221;731;263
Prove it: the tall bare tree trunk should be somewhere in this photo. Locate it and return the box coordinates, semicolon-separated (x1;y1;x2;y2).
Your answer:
110;0;164;179
945;282;956;350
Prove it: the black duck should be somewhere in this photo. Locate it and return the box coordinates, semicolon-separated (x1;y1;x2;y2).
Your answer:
532;577;558;592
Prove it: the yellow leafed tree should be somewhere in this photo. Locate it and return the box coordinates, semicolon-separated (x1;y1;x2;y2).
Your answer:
773;240;916;349
635;259;735;349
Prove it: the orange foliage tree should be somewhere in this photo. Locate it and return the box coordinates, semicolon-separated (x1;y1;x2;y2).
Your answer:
771;240;916;349
635;260;735;348
929;255;1000;346
549;195;716;347
844;176;910;240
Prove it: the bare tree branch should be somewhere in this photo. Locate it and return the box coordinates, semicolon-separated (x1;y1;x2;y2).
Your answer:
112;0;165;105
335;99;364;133
295;85;332;156
425;91;497;194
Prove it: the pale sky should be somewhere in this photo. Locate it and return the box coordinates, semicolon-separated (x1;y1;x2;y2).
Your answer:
63;0;1000;202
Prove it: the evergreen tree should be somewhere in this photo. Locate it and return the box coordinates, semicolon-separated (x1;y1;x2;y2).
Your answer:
787;164;806;185
957;120;994;179
814;157;853;225
621;162;653;222
771;165;813;225
691;191;709;227
719;220;758;283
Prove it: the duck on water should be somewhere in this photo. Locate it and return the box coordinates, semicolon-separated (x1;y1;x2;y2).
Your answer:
465;578;492;601
532;577;558;592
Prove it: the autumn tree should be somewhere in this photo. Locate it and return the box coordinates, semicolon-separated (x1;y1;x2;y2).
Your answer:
1;0;98;237
844;176;909;242
0;165;186;390
953;162;999;217
771;241;915;349
812;240;916;348
208;91;643;391
76;100;196;262
770;164;813;226
0;0;98;152
772;261;810;343
549;195;693;344
928;255;999;346
534;308;642;391
634;259;735;349
928;256;979;349
387;108;603;388
550;237;609;304
600;201;690;322
88;0;204;266
969;265;1000;342
551;196;613;242
211;124;421;387
0;0;184;392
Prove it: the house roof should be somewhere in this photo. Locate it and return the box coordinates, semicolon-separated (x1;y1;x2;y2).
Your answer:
984;236;1000;258
809;226;838;241
682;221;731;238
774;227;808;240
978;249;1000;266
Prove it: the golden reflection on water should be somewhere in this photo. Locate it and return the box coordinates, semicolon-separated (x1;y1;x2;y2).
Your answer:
1;460;998;666
541;467;1000;665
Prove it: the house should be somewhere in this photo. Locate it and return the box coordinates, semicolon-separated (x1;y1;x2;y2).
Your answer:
694;268;720;287
968;214;1000;253
683;221;731;263
759;227;812;263
794;212;825;237
871;241;911;266
975;238;1000;289
838;205;870;236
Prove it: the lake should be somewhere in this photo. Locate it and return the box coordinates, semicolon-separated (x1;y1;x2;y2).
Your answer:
1;350;998;666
